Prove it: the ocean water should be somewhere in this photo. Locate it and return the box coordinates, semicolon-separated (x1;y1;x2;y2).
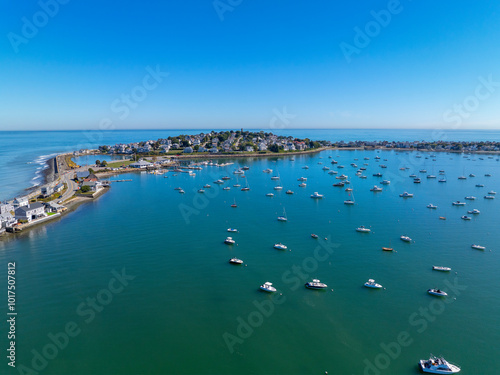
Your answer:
1;129;500;200
0;147;499;374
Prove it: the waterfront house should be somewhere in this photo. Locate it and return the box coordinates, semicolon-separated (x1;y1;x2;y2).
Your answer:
14;202;46;223
83;174;99;182
13;197;29;208
130;160;153;168
54;183;64;193
0;202;14;215
0;213;17;228
82;180;103;192
76;171;90;179
41;186;54;198
42;202;66;213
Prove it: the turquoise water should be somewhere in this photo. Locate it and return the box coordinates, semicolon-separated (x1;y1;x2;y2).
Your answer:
2;129;500;200
1;149;499;374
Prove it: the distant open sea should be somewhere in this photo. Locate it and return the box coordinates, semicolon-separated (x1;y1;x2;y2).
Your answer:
1;128;500;200
1;129;499;374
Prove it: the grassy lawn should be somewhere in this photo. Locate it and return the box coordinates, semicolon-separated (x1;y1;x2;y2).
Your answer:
107;160;133;168
47;212;57;216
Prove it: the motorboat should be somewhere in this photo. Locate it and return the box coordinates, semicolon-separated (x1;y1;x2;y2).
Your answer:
419;355;460;374
305;279;328;289
271;175;280;180
311;234;319;239
274;243;288;250
381;180;390;185
469;173;476;177
356;226;371;233
475;184;484;187
484;195;495;199
298;177;307;181
485;173;492;177
227;228;238;232
233;184;241;187
427;204;438;209
427;175;436;179
419;169;427;173
344;199;355;205
438;178;447;183
337;174;348;179
299;183;307;187
311;192;324;199
302;166;309;169
467;209;480;214
260;282;277;293
263;168;273;173
471;244;485;250
364;279;382;288
458;176;467;180
433;266;451;272
221;176;230;180
224;237;235;244
274;186;283;190
322;166;330;170
428;289;448;297
223;187;231;190
370;186;383;192
266;193;274;197
488;190;497;195
414;178;421;183
204;184;211;188
214;179;224;184
174;187;183;190
337;165;345;169
373;173;383;177
452;201;466;206
328;170;336;175
241;166;250;170
178;189;185;194
333;182;345;187
197;189;205;193
409;174;417;178
400;236;412;242
464;196;475;200
286;190;294;194
461;215;471;220
400;192;414;198
439;217;446;220
229;258;243;265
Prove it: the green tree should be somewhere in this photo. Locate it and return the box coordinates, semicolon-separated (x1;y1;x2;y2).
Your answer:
88;168;95;174
81;185;91;193
95;160;101;166
101;160;108;167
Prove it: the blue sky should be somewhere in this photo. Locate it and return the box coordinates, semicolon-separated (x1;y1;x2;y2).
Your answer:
1;0;499;130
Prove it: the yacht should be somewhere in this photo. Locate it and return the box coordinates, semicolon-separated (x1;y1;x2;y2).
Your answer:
178;189;185;194
380;165;387;168
241;166;250;170
274;243;288;250
271;175;280;180
322;166;330;170
197;189;205;193
203;184;211;188
364;279;382;288
274;185;283;190
214;179;224;184
224;237;235;245
337;174;348;179
439;170;445;174
305;279;328;289
233;184;241;187
311;234;319;239
427;204;438;209
427;175;436;179
467;209;480;214
302;166;309;169
277;208;287;222
233;169;244;174
229;258;243;265
223;187;231;190
356;226;371;233
337;165;345;169
298;177;307;181
428;288;448;297
328;170;336;175
299;183;307;187
471;244;485;250
433;266;451;272
231;199;237;208
438;178;447;183
464;196;476;200
475;184;484;187
419;355;460;374
400;192;414;198
488;190;497;195
469;173;476;177
266;193;274;197
409;174;417;178
286;190;294;194
373;173;383;177
221;176;230;180
382;247;394;251
260;282;277;293
461;215;471;220
344;199;355;205
331;160;338;164
485;173;492;177
381;180;390;185
227;228;238;232
263;168;273;173
419;169;427;173
333;182;345;187
360;175;367;179
400;236;412;242
484;195;495;199
414;178;422;183
370;186;383;192
310;192;324;199
458;176;467;180
452;201;466;206
174;187;183;190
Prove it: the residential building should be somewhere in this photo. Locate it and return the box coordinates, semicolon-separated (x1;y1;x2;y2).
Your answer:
0;202;14;215
14;202;46;223
13;197;28;208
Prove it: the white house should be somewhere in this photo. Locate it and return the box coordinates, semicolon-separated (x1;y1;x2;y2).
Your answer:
41;186;54;197
0;213;17;228
13;197;28;208
82;180;104;192
14;202;46;223
129;160;153;169
0;202;14;215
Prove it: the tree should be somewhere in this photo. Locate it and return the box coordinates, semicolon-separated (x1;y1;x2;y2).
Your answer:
101;160;108;167
88;168;95;174
81;185;91;193
95;160;101;166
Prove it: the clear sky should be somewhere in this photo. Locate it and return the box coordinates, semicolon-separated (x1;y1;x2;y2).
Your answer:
1;0;499;130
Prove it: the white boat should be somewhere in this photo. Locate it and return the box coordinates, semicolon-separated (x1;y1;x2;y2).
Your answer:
277;208;287;222
427;175;436;179
305;279;328;289
233;184;241;187
197;189;205;193
433;266;451;272
302;166;309;169
266;193;274;197
214;179;224;184
271;175;280;180
229;258;243;265
356;226;371;233
311;234;319;239
328;170;336;175
337;174;348;180
221;176;230;180
464;196;475;200
427;204;438;209
297;177;307;181
364;279;382;288
260;282;276;293
488;190;497;195
484;195;495;199
471;244;485;250
223;187;231;190
400;236;412;242
227;228;238;232
428;289;448;297
461;215;471;220
400;192;413;197
310;192;324;199
458;176;467;180
203;184;211;188
469;173;475;177
373;173;383;177
452;201;466;206
475;184;484;187
274;185;283;190
467;209;480;214
438;178;447;183
263;168;273;173
381;180;390;185
344;199;355;205
370;186;383;192
322;166;330;170
178;189;185;194
299;183;307;187
286;190;294;194
274;243;287;250
419;355;460;374
174;187;183;190
224;237;235;244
